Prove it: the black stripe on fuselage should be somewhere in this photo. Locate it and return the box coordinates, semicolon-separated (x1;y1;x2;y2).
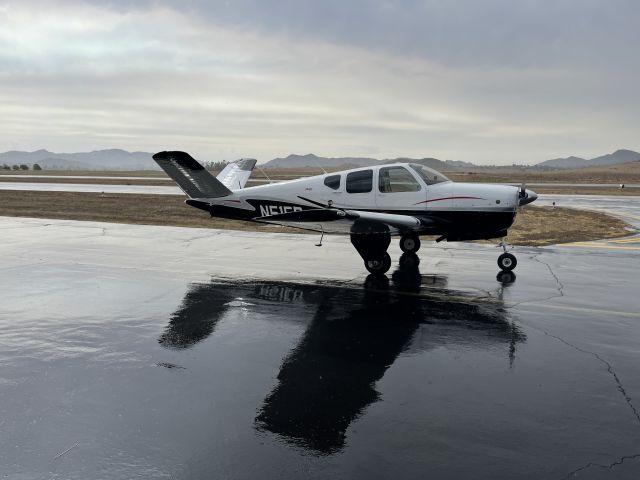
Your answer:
186;198;516;237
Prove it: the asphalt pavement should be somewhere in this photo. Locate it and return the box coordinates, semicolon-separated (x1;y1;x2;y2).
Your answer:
1;214;640;479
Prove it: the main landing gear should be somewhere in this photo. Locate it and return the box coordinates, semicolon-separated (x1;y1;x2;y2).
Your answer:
364;253;392;275
497;239;517;272
350;221;393;275
351;226;422;275
399;235;421;254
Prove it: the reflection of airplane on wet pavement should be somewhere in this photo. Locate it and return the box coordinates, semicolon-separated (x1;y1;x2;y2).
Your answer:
154;151;537;275
159;260;524;454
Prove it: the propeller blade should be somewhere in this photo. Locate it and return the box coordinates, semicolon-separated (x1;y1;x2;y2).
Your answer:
519;182;527;198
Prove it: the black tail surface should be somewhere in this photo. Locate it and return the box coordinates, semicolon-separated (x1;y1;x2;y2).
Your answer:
153;151;232;198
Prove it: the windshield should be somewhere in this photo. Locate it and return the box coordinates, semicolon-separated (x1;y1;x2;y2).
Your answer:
409;164;450;185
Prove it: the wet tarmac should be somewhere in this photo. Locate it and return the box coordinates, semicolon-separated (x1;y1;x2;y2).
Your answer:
2;215;640;479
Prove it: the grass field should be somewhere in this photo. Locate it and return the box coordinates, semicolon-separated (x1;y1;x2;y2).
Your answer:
0;190;631;246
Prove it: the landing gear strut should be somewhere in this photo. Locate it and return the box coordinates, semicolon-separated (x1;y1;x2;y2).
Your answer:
497;239;517;271
399;235;421;254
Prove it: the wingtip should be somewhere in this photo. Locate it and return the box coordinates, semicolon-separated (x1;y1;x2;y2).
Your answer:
238;158;258;171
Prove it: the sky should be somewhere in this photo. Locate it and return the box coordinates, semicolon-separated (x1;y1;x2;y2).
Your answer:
0;0;638;165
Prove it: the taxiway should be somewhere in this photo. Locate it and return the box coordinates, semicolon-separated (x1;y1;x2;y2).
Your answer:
1;215;640;479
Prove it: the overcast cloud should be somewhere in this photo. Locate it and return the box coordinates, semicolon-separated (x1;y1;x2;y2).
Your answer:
0;0;638;164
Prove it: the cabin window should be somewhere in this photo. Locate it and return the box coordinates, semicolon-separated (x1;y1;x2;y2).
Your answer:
324;174;341;190
378;166;422;193
346;170;373;193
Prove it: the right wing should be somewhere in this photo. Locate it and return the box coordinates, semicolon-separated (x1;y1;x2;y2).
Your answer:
217;158;257;190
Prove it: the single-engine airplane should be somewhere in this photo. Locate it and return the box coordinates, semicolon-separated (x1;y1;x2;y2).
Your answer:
153;151;537;275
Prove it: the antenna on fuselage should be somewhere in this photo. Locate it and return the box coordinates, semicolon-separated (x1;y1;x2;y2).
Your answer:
315;226;325;247
257;166;274;184
312;157;328;175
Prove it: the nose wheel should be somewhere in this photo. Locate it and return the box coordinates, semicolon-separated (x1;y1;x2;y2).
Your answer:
498;252;517;271
497;239;517;271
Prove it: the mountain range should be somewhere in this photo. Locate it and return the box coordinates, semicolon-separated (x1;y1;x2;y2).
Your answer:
261;153;476;171
0;148;638;171
0;149;158;170
536;149;640;169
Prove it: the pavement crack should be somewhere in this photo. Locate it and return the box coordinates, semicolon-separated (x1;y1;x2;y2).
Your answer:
533;254;564;298
504;254;565;310
542;330;640;426
563;452;640;478
181;233;214;247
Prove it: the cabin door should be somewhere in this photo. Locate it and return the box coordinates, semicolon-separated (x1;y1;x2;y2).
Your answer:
375;166;425;211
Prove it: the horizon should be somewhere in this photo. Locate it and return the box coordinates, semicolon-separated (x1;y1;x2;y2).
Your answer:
1;1;639;165
1;147;639;168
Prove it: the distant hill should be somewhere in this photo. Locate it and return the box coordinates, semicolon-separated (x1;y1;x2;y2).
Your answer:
263;154;476;171
537;149;640;169
589;149;640;166
2;147;638;172
383;157;477;171
535;156;588;169
0;149;158;170
263;154;379;169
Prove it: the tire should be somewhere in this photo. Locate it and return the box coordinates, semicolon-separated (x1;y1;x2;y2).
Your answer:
400;236;421;253
497;253;517;271
365;252;392;275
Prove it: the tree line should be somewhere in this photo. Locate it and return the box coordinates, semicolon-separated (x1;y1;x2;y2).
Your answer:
203;160;228;171
1;164;43;171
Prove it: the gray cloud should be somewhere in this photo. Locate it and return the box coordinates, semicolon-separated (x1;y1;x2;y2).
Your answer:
0;0;638;164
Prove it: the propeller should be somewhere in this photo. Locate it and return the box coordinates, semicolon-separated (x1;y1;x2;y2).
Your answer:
517;183;538;206
519;182;527;199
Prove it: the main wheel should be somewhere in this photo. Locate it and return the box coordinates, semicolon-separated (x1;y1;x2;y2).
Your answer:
364;252;392;275
400;235;421;253
497;252;517;271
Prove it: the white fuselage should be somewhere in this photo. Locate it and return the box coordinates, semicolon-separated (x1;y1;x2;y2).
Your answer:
198;163;524;218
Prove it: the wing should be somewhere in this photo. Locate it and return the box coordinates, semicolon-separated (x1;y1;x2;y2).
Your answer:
254;207;427;235
217;158;257;190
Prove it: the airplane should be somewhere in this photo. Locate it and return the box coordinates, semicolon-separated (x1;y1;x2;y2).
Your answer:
153;151;538;275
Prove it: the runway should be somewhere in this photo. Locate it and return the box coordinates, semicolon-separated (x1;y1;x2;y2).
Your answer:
0;181;182;195
1;216;640;479
538;194;640;229
1;175;639;189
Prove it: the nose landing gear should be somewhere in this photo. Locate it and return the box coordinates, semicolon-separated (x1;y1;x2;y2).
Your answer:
497;239;517;271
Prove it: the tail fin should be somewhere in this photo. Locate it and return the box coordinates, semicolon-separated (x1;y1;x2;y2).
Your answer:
216;158;257;190
153;151;232;198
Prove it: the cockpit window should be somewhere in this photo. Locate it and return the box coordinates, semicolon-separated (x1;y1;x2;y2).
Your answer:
409;164;450;185
378;166;421;193
324;174;341;190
